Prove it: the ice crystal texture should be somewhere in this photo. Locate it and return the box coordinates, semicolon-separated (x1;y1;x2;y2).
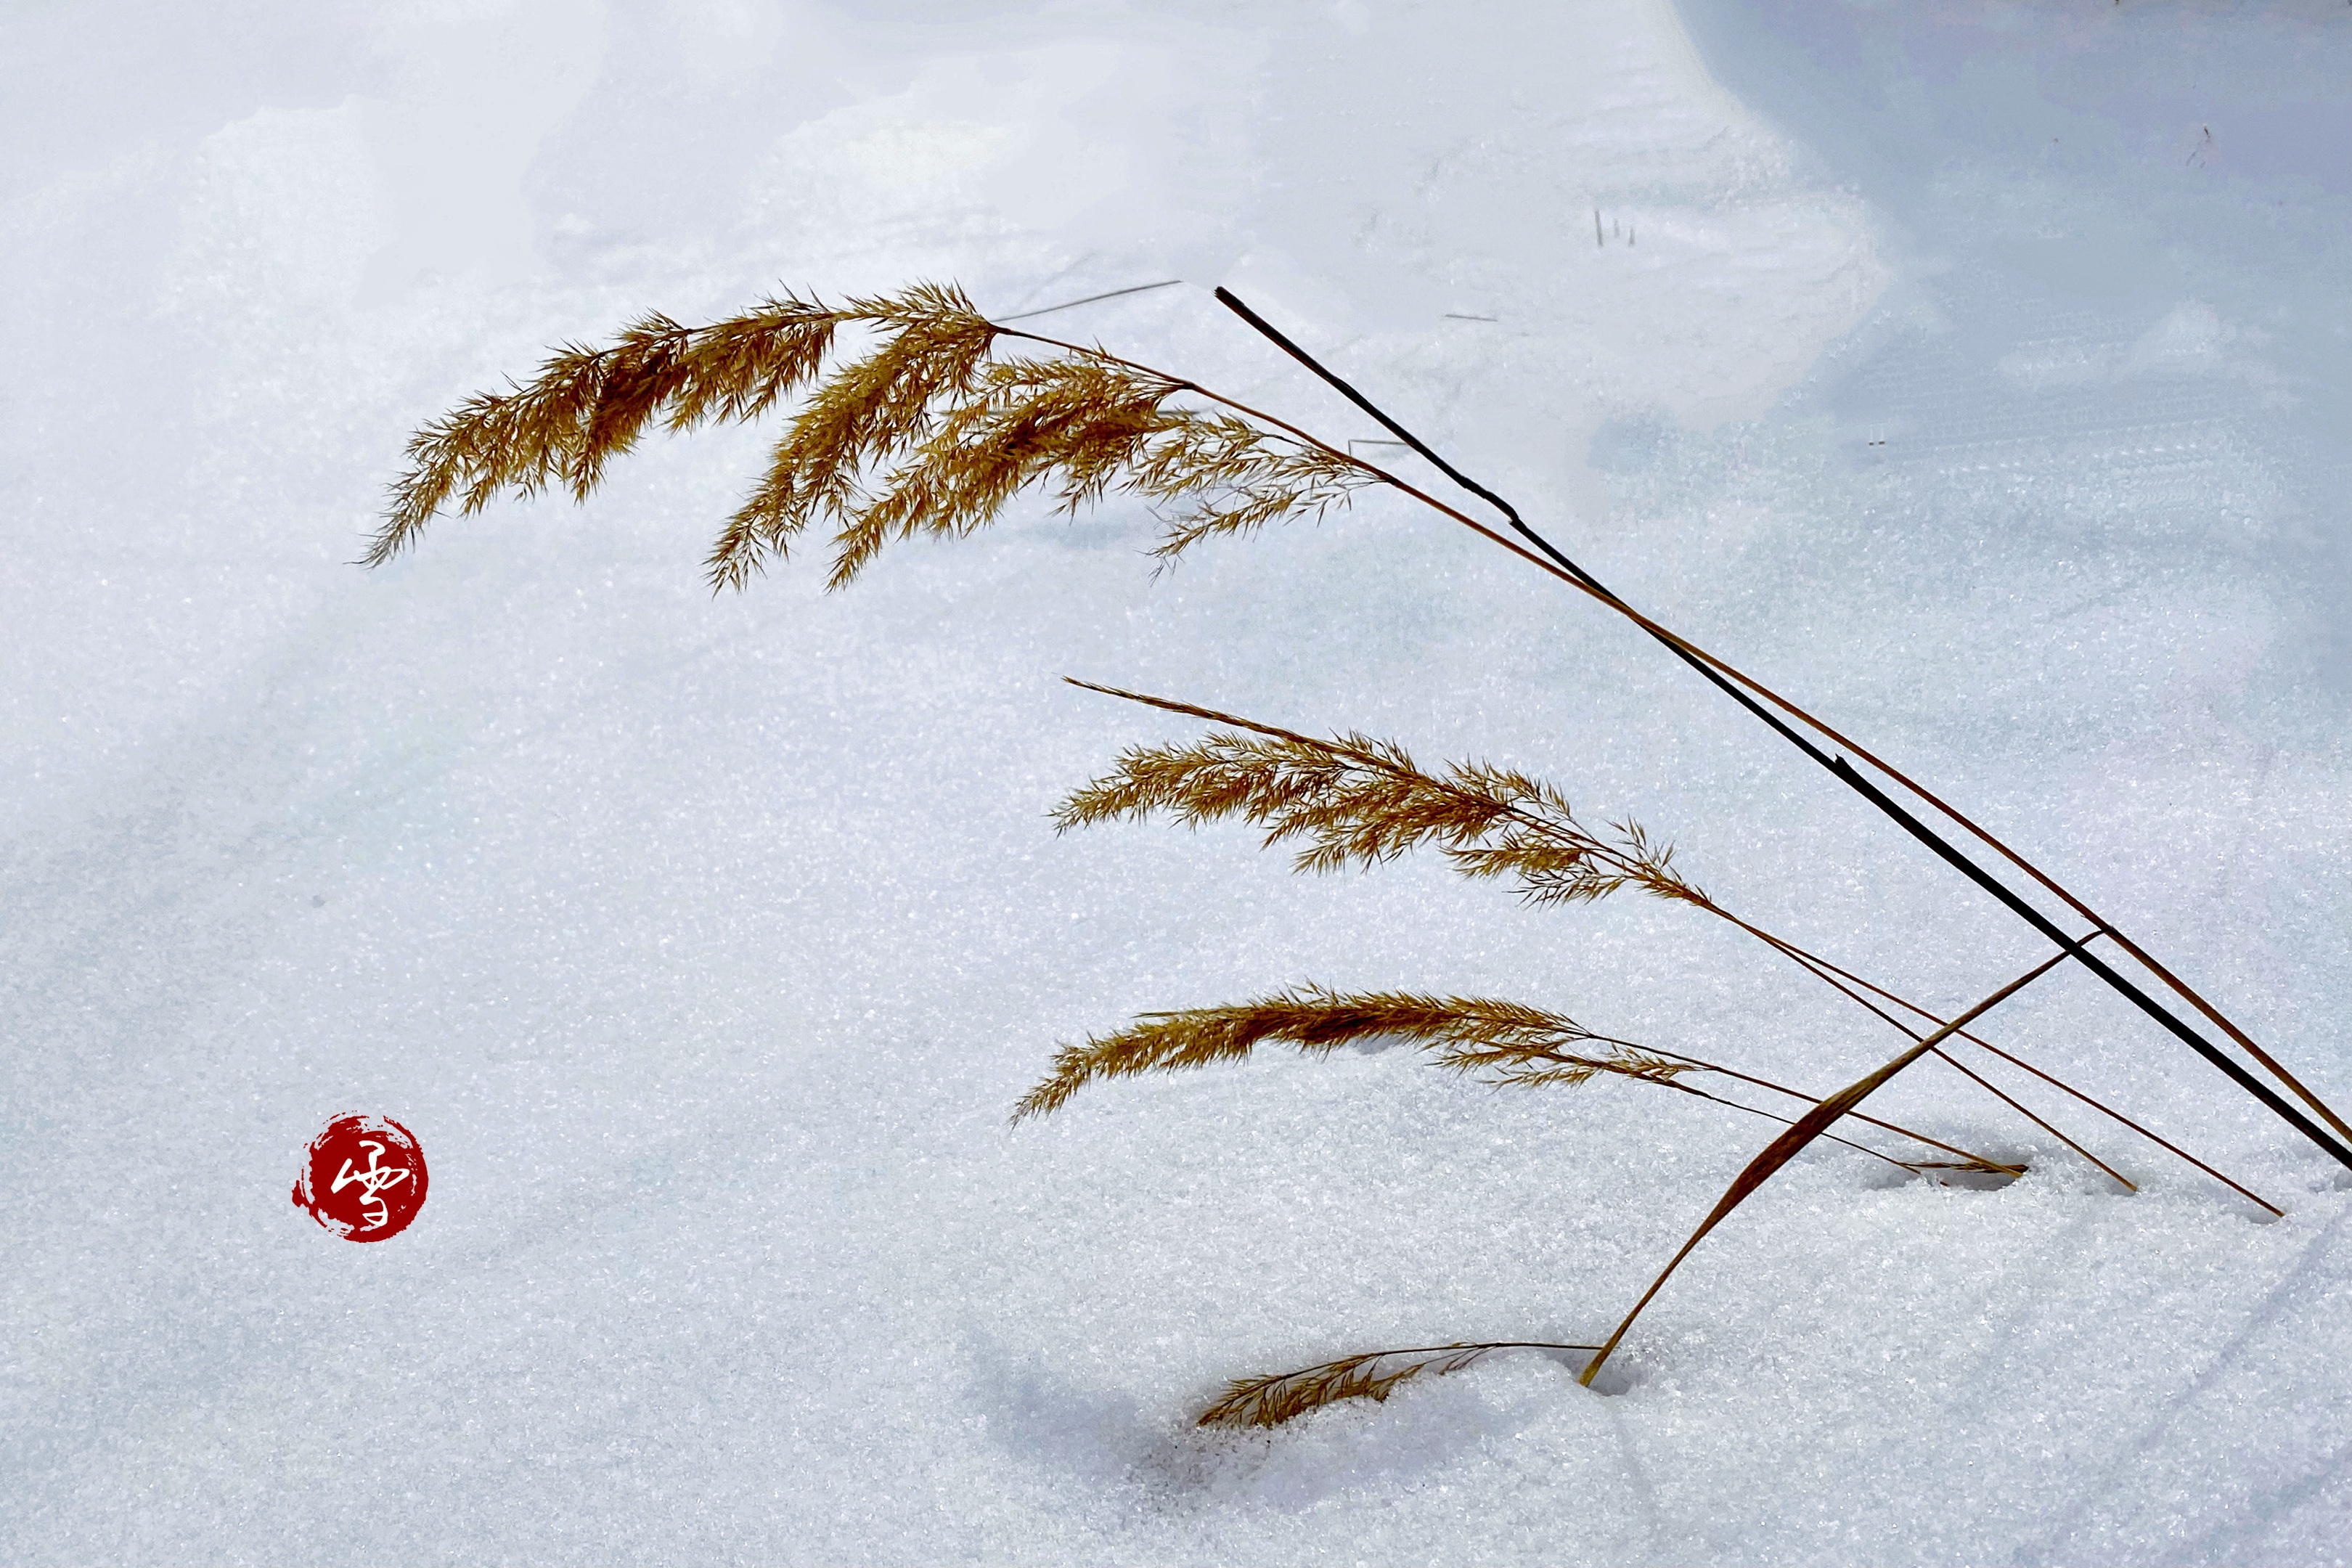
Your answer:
2;1;2344;1562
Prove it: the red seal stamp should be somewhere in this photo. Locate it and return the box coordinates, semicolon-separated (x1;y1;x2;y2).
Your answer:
292;1112;429;1242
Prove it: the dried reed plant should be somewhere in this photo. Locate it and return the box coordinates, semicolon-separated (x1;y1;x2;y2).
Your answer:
372;284;1373;595
1027;669;2303;1413
1025;684;2144;1420
377;275;2338;1432
1013;983;2005;1180
371;279;2351;1189
1046;682;2173;1186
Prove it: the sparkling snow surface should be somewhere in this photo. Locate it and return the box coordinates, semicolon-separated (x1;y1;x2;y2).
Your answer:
3;1;2346;1562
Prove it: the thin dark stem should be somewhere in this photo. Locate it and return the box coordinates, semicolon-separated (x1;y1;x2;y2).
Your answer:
1200;288;2352;1172
2088;928;2352;1147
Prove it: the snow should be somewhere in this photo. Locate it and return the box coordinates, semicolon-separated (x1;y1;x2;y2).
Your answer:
2;0;2345;1562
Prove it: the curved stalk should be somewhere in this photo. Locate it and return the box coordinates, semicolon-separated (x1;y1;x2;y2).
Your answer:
1196;288;2352;1169
1071;677;2104;1179
1579;945;2078;1387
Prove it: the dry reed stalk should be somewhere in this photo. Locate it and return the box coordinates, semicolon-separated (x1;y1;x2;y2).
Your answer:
372;279;2349;1172
1011;984;1993;1176
1012;986;1689;1119
1210;286;2351;1167
1046;674;2124;1389
1578;944;2079;1386
1199;1342;1603;1429
1059;679;2103;1169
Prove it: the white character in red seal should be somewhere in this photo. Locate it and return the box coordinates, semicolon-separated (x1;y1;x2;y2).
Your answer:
293;1112;429;1241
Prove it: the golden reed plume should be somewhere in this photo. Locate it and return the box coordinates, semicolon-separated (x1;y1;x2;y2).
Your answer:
1012;984;1693;1122
1198;1342;1603;1429
370;284;1371;592
1053;679;1702;910
1013;979;2010;1180
1048;679;2198;1191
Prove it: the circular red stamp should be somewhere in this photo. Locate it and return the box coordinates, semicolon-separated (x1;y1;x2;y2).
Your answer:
292;1113;429;1242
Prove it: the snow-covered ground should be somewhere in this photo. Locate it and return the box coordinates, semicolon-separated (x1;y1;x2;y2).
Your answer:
3;1;2345;1561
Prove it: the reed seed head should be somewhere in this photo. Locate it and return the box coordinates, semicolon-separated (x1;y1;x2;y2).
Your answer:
373;282;1377;589
1055;680;1707;909
1199;1342;1602;1429
1011;983;1691;1122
